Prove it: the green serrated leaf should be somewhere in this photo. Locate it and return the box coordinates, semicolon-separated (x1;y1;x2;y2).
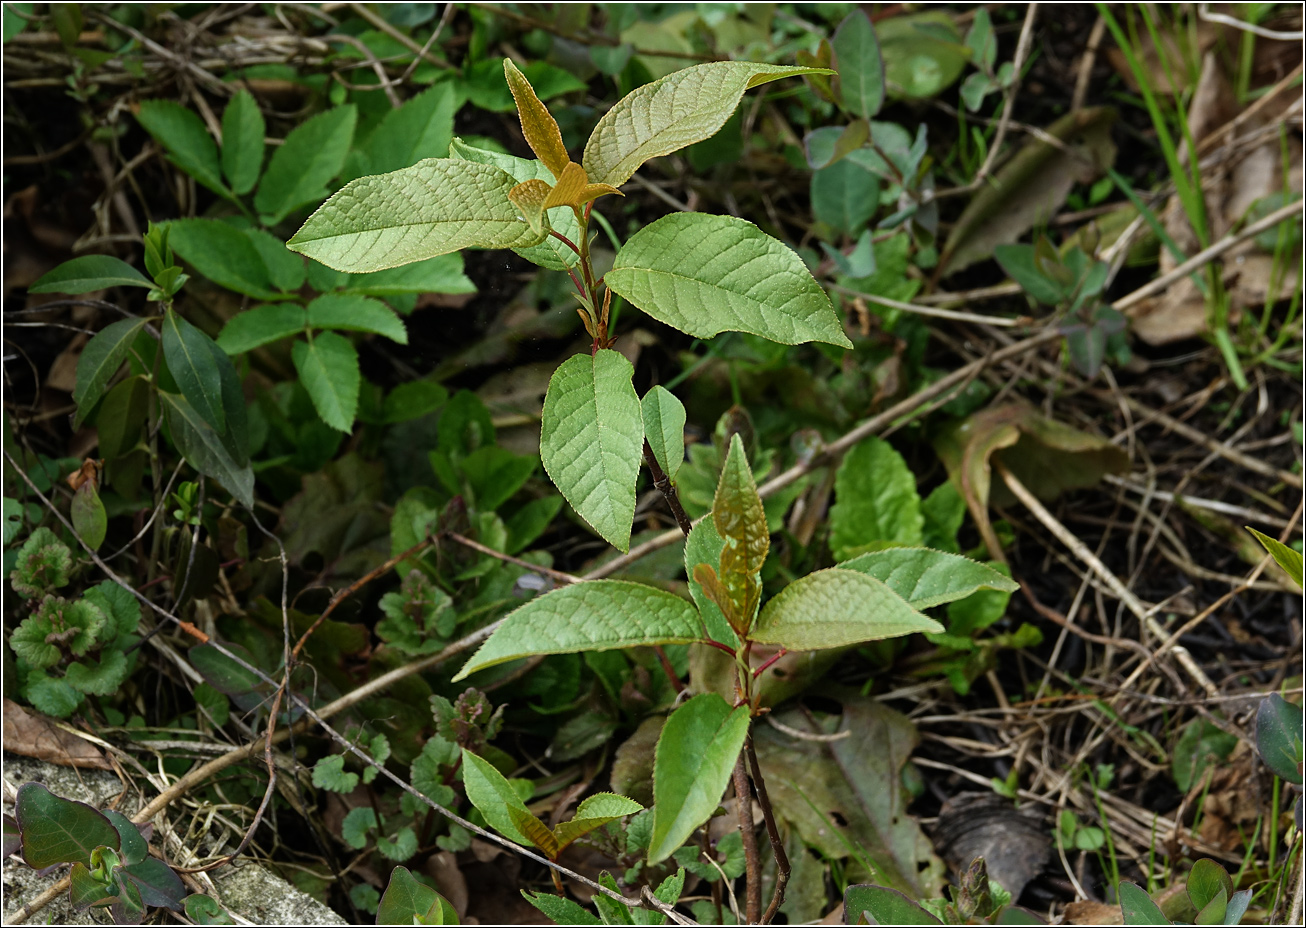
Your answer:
641;386;685;485
453;581;702;681
255;104;357;224
306;293;407;344
583;61;830;188
752;568;942;650
220;89;265;195
73;317;150;428
217;304;307;354
844;885;942;925
829;436;923;561
358;83;457;177
287;158;546;273
837;547;1018;609
832;10;885;118
162;309;225;434
685;519;736;647
450;138;582;271
15;782;120;869
554;793;644;850
606;212;851;348
164;219;280;300
64;649;128;696
376;825;418;862
160;392;254;507
461;748;544;848
649;694;750;864
540;350;643;552
292;332;360;431
135;100;229;197
29;255;153;295
522;891;601;926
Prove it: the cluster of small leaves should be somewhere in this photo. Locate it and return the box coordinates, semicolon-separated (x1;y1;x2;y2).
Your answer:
995;236;1128;376
10;782;233;923
7;530;141;718
844;857;1024;926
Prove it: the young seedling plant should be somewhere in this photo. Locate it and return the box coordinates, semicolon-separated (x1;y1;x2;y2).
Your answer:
287;57;1019;922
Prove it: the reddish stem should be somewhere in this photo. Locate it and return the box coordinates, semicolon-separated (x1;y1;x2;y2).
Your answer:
752;648;788;679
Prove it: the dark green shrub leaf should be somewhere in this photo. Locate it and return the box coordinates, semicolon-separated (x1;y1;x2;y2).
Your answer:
1245;527;1303;589
505;495;563;555
522;891;600;925
993;244;1068;306
453;581;703;681
161;393;254;507
73;317;151;428
844;884;942;924
15;782;120;869
649;693;750;864
188;641;268;711
29;255;153;294
64;649;128;696
244;227;306;292
460;446;536;512
255;104;357;224
220;89;265;195
832;9;885;118
377;865;456;925
162;309;225;434
95;375;149;459
829;436;923;561
306;293;407;343
292;332;360;431
165;219;279;300
1186;859;1232;913
119;856;186;911
136;99;229;196
217;304;307;355
354;83;456;178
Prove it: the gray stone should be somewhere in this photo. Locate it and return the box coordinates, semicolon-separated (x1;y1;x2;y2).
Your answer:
3;753;348;925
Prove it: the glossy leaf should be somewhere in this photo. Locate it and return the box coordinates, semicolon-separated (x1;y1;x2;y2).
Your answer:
1187;859;1232;913
829;436;924;561
29;255;152;294
1245;527;1303;589
120;856;186;911
539;350;643;552
217;304;307;354
504;58;570;179
136;99;228;196
162;309;225;434
838;547;1018;609
160;393;254;507
71;481;107;550
455;581;702;680
15;782;120;869
73;317;150;428
606;212;851;347
255;104;357;224
642;386;686;484
449;138;581;270
292;332;360;432
832;9;885;118
649;693;750;864
583;61;830;188
306;293;407;343
1256;693;1304;784
685;519;736;647
69;862;114;909
1118;881;1170;925
1224;889;1252;925
102;811;146;866
287;158;546;273
844;885;942;925
220;89;264;195
461;748;545;848
752;568;942;650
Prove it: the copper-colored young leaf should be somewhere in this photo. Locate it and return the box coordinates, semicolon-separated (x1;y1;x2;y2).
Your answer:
713;433;768;631
504;58;570;180
508;179;552;236
692;562;741;634
543;161;587;209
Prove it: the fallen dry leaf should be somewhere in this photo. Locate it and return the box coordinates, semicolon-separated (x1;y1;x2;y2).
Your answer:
2;698;112;770
933;792;1051;900
1064;899;1124;925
